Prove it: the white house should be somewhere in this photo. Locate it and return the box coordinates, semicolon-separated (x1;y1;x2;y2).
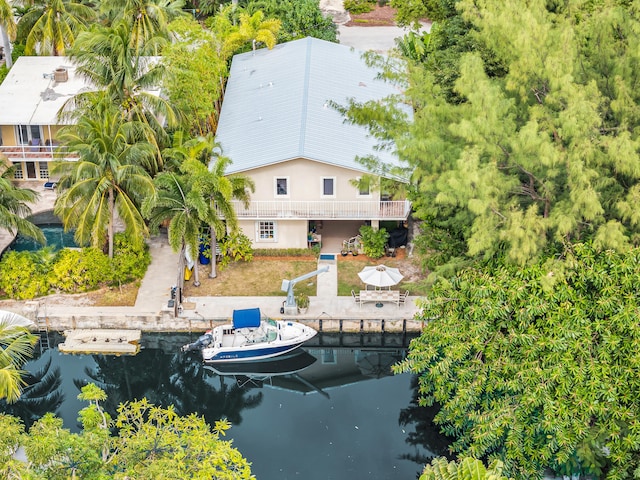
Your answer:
215;37;411;250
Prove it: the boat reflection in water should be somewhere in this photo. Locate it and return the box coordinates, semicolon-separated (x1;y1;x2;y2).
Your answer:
202;346;406;400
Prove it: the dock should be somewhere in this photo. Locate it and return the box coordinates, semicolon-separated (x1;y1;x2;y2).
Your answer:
58;329;142;355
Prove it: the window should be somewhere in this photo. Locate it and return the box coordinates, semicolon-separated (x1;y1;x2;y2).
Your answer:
12;163;23;179
15;125;42;145
39;162;49;179
322;177;335;197
357;178;370;196
275;177;288;196
256;221;277;242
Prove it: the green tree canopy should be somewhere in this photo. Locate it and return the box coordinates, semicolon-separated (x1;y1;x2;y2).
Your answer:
53;95;156;258
396;243;640;478
369;1;640;277
19;0;95;55
0;384;253;478
0;313;37;404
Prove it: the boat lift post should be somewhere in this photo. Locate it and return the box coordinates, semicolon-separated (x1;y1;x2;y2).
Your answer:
281;266;329;315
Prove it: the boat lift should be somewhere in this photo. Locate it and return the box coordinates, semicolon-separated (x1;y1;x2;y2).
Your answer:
281;266;329;315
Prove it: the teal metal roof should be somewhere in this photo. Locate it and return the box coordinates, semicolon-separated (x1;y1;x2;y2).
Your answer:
216;37;403;176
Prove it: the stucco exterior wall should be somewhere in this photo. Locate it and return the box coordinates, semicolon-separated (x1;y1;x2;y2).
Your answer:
238;218;309;249
241;158;379;202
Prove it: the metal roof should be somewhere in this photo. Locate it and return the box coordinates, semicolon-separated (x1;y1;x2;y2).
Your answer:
0;56;90;125
216;37;404;176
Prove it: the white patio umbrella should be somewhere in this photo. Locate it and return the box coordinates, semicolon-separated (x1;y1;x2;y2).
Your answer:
357;265;403;289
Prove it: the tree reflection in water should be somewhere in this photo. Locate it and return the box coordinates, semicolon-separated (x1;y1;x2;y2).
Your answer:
0;355;64;429
398;376;453;467
75;349;262;427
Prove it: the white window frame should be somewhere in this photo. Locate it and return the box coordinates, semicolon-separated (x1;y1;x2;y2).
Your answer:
15;125;42;145
356;177;371;197
256;221;277;242
321;177;336;198
274;177;289;197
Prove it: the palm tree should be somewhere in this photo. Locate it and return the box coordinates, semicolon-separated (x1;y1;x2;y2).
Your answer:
20;0;95;55
53;95;156;258
194;149;253;279
100;0;187;54
162;134;254;279
66;22;179;173
223;10;281;56
143;168;211;287
0;160;45;245
0;0;16;68
0;311;38;404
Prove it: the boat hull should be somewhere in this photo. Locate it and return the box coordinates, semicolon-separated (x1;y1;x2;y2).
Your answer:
203;342;307;363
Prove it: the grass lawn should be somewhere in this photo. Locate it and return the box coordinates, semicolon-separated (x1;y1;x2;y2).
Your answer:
184;251;427;297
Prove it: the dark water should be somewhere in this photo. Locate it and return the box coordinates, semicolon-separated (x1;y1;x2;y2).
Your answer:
1;333;452;479
10;224;77;252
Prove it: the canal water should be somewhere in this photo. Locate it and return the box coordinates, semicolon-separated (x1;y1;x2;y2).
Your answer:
1;332;452;479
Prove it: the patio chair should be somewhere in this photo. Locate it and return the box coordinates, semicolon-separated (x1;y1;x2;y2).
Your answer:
351;290;361;307
43;181;57;190
398;290;409;307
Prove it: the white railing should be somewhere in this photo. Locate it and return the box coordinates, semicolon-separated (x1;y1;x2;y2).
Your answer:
0;145;76;161
227;200;411;220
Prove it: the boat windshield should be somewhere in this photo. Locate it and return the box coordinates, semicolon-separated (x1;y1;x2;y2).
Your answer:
265;318;277;328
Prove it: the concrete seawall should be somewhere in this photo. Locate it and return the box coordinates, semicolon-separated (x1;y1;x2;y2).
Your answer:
31;307;426;334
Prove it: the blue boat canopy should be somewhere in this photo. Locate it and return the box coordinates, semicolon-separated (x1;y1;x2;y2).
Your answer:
233;308;261;329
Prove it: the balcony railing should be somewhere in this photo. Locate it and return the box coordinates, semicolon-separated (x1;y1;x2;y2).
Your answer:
227;200;412;220
0;145;77;161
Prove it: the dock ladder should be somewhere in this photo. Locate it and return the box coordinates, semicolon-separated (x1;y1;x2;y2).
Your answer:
36;304;50;353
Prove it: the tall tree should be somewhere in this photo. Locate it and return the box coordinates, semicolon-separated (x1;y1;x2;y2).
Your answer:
0;0;16;68
1;384;253;478
142;167;210;287
396;243;640;478
222;9;281;55
0;160;45;244
66;21;179;172
163;17;228;135
361;0;640;277
19;0;95;55
53;95;156;258
99;0;187;53
242;0;337;43
0;312;37;404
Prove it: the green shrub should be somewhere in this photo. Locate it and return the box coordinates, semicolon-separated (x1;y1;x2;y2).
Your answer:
0;251;50;299
253;248;316;257
344;0;374;14
49;248;110;293
218;232;254;269
359;225;389;259
109;233;151;285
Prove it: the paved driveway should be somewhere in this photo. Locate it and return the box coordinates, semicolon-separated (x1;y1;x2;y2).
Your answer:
337;23;432;53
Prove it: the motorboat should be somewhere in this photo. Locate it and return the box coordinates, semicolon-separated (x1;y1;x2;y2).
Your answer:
203;349;318;389
181;308;317;363
204;349;317;377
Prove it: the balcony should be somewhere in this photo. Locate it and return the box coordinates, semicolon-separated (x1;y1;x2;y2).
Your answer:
0;145;77;162
227;200;412;221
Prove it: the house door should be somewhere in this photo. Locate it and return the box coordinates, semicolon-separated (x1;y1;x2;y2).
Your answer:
25;162;36;179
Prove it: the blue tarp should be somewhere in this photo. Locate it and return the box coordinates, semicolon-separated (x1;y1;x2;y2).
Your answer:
233;308;261;329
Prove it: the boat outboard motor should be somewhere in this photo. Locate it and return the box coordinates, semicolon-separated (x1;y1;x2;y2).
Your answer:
181;330;213;352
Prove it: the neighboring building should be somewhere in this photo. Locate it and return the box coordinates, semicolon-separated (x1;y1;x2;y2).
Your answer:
0;56;83;180
215;37;411;250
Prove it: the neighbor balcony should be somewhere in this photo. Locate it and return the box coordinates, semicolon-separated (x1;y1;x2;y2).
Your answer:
227;200;412;221
0;144;77;162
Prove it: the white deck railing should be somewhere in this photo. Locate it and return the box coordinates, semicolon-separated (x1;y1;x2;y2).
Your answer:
227;200;411;220
0;145;76;161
